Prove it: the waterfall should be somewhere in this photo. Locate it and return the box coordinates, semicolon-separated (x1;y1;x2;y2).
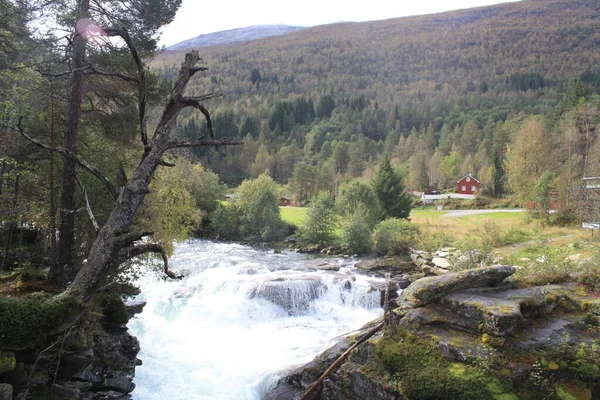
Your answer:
127;240;384;400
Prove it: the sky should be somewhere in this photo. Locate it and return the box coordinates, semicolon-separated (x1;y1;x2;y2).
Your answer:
159;0;521;47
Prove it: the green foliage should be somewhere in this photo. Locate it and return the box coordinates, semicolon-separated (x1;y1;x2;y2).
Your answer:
93;292;129;325
571;342;600;384
233;174;286;241
136;163;199;254
336;181;381;229
0;293;77;348
531;171;555;222
136;157;225;251
372;156;412;219
376;331;494;400
373;218;421;255
300;191;336;246
210;203;240;239
289;161;318;204
339;207;373;254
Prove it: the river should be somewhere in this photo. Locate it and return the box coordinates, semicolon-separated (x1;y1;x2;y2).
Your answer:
127;239;384;400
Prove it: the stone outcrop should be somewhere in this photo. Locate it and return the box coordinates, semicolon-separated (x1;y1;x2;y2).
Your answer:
268;266;600;400
397;265;516;309
1;301;143;400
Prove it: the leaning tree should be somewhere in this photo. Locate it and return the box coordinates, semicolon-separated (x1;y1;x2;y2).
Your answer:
18;36;240;303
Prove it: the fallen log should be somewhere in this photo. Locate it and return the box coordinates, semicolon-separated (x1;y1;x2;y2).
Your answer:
299;321;384;400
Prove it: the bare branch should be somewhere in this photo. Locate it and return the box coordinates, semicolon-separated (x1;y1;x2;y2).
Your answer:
76;178;100;233
115;231;153;247
35;64;92;78
14;118;118;199
181;94;222;103
65;208;85;216
190;67;209;76
179;95;222;139
88;66;139;84
167;138;243;149
159;159;176;167
117;243;183;279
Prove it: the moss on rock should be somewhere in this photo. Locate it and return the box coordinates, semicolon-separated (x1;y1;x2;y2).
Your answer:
93;292;129;325
375;330;496;399
0;293;77;349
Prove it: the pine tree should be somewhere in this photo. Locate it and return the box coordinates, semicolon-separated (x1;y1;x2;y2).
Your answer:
372;156;412;219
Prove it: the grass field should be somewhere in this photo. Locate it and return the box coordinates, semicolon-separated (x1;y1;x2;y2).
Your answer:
280;206;592;257
280;206;307;228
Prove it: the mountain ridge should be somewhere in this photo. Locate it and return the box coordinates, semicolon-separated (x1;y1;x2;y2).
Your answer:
166;25;306;51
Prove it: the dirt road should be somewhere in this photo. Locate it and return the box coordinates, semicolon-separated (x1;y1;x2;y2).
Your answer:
441;209;525;217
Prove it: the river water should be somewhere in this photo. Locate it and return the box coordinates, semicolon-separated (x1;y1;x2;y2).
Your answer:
127;239;384;400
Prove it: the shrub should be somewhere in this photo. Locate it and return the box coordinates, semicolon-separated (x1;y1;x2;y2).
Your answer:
300;191;336;246
336;181;381;229
550;206;578;226
210;203;240;239
373;218;420;255
418;231;455;252
340;208;373;254
233;174;286;241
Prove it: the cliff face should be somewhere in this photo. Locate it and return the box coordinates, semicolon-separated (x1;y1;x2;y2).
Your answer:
268;266;600;400
0;298;143;400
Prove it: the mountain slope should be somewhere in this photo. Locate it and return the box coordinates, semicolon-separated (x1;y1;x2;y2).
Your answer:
166;25;306;51
152;0;600;187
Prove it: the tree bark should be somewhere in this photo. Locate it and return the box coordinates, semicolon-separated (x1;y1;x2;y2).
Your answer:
54;0;90;287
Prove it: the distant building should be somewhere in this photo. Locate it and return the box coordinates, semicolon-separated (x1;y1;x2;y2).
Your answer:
279;197;292;206
223;194;235;201
457;173;480;195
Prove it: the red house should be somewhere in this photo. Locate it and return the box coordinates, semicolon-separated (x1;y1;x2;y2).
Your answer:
457;173;480;195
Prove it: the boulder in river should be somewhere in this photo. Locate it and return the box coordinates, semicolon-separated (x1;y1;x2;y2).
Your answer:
247;276;326;315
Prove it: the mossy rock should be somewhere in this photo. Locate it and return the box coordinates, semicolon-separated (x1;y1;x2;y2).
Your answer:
0;293;78;348
0;350;15;373
93;292;129;325
556;382;592;400
375;330;496;399
399;266;516;309
487;379;519;400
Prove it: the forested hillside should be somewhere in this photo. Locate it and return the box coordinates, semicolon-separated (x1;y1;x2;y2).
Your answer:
154;0;600;212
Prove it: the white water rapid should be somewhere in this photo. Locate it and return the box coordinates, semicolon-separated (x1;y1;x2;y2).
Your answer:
127;240;385;400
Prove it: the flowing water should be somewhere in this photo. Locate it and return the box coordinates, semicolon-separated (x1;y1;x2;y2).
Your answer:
127;239;384;400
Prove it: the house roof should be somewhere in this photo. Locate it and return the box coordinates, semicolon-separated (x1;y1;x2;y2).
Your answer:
457;172;480;184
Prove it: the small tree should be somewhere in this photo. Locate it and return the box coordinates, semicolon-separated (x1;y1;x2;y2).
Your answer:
300;191;336;246
372;156;412;220
531;170;555;222
373;218;421;256
233;174;285;241
336;180;381;229
340;207;373;255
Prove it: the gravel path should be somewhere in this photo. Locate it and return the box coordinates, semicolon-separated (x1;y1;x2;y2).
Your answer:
441;209;525;218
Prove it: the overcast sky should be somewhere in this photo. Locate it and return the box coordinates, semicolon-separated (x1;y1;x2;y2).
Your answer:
159;0;521;47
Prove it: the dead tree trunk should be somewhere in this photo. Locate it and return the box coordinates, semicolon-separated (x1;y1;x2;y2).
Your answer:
54;0;90;287
64;50;240;303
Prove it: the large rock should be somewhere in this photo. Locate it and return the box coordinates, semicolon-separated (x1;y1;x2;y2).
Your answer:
398;265;516;309
430;257;451;269
355;256;416;276
248;276;326;315
0;384;12;400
